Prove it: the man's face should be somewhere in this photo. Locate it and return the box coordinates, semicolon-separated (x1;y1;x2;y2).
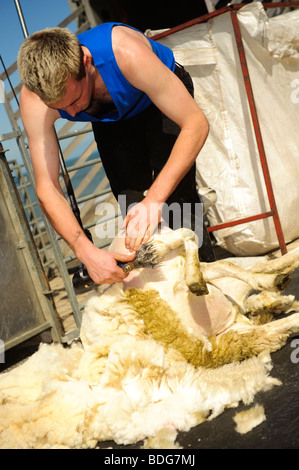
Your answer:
48;74;92;116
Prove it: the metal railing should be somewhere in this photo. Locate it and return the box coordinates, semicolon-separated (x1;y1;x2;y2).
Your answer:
0;1;117;342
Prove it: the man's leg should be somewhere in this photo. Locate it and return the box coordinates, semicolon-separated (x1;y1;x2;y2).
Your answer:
92;108;154;200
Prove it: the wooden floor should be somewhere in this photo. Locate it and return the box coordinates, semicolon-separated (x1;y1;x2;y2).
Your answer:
49;274;95;335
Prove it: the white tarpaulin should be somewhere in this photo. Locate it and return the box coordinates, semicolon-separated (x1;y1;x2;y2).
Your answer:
154;3;299;256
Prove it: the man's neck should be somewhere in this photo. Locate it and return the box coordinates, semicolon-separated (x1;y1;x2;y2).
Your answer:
84;65;117;116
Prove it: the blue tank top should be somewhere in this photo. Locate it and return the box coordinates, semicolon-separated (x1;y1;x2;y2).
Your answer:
58;23;175;122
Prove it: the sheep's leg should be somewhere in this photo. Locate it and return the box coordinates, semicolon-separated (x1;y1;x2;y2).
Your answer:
248;312;299;354
216;312;299;363
136;228;186;266
137;228;208;295
202;260;291;292
244;291;295;316
248;247;299;274
182;229;209;295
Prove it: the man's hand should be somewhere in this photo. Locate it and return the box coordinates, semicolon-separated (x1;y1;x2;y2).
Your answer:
81;244;136;285
122;199;163;252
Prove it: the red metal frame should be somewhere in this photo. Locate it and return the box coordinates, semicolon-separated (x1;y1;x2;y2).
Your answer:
151;3;299;41
152;2;299;255
230;8;287;254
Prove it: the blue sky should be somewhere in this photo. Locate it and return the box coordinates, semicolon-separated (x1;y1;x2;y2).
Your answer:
0;0;75;157
0;0;72;66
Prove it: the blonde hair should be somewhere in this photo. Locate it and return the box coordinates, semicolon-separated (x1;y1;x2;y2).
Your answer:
17;27;85;104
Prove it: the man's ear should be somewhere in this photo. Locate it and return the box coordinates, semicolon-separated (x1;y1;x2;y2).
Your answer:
83;53;92;70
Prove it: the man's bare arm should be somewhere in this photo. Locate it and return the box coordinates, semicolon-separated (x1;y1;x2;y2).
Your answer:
19;86;134;283
112;26;209;250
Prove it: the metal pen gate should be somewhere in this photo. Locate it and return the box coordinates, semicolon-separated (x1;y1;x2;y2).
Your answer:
0;143;62;350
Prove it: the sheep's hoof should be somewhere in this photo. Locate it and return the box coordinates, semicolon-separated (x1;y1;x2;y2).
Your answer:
188;282;209;296
135;241;160;268
275;273;291;291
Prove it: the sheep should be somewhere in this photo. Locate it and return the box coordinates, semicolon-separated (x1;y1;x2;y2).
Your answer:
0;224;299;449
94;224;299;367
